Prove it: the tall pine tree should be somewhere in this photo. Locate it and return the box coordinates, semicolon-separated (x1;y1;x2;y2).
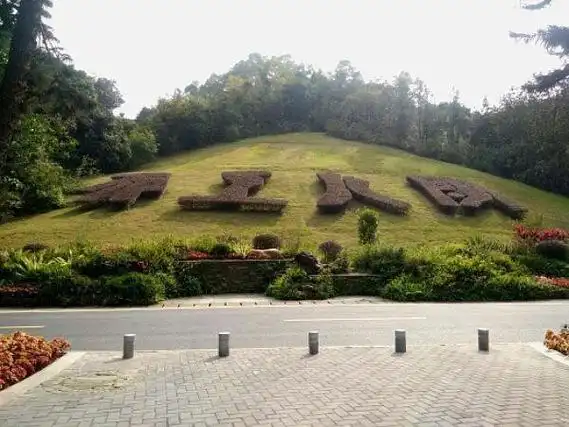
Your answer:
510;0;569;92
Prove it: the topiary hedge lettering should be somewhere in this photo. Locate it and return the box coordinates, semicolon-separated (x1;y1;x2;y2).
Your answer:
407;176;527;219
76;172;170;209
178;170;288;213
316;172;410;214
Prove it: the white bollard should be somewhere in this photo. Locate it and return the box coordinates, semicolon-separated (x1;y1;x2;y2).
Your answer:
394;329;406;354
123;334;136;359
218;332;230;357
478;328;489;352
308;331;319;355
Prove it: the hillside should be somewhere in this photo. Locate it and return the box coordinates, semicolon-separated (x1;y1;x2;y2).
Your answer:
1;133;569;250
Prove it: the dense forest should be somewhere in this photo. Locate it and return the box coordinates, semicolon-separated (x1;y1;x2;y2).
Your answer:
0;0;568;221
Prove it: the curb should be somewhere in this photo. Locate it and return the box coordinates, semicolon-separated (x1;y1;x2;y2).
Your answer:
528;342;569;368
0;351;85;406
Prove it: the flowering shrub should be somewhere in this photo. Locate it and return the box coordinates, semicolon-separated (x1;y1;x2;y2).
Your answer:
544;327;569;356
0;332;70;391
514;224;569;245
536;276;569;288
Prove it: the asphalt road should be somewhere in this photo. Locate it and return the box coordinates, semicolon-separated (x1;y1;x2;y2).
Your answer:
0;301;567;350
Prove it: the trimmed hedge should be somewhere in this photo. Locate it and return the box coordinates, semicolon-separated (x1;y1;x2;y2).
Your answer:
77;172;170;209
316;172;353;213
178;170;288;213
407;176;526;219
343;176;410;215
176;259;293;294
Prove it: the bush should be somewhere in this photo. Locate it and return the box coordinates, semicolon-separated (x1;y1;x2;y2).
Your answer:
36;270;97;307
351;244;405;284
210;242;232;258
154;273;178;299
0;332;70;391
318;240;343;262
266;267;335;300
382;247;568;302
173;264;203;297
514;253;569;277
545;328;569;356
252;233;281;250
357;208;378;245
536;240;569;260
328;251;350;274
99;273;165;306
22;242;50;253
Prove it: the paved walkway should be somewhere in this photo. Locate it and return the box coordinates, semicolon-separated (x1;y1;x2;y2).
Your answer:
1;344;568;426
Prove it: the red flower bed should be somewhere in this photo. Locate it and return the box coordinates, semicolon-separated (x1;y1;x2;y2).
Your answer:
536;276;569;288
514;224;569;245
0;332;70;391
545;328;569;356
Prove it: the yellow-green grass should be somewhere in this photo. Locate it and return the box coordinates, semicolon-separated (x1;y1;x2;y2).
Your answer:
2;133;569;250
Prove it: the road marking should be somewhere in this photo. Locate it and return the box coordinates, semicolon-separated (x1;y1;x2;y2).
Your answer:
283;317;427;322
0;325;45;330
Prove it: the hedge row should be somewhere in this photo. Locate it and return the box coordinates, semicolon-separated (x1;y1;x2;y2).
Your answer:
77;173;170;209
178;171;288;213
316;172;411;215
407;176;526;219
316;172;353;213
343;176;410;215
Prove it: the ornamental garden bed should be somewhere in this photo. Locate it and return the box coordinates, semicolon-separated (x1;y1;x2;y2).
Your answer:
0;332;70;391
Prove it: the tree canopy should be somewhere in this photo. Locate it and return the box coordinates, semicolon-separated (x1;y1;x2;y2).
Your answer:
511;0;569;92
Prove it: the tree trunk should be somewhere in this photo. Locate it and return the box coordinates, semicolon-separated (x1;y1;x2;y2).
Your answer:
0;0;43;155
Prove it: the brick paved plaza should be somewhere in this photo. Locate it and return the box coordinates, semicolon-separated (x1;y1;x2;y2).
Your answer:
0;344;568;426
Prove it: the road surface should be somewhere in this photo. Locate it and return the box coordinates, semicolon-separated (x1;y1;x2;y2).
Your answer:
0;301;566;350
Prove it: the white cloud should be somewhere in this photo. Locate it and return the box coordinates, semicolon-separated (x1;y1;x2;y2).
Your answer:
49;0;569;117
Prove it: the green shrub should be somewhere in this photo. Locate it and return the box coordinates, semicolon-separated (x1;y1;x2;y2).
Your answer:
536;240;569;261
318;240;343;262
266;267;334;300
382;248;560;302
514;253;569;278
328;251;350;274
37;270;96;306
22;242;50;253
210;242;232;258
124;238;179;273
357;208;378;245
383;275;433;301
173;264;203;297
99;273;165;306
351;244;405;284
252;233;281;250
154;272;178;299
190;236;217;253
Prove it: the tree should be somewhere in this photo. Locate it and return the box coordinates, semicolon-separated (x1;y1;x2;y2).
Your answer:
0;0;55;158
510;0;569;92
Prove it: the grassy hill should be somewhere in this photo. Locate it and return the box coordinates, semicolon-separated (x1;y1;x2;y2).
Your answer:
1;133;569;250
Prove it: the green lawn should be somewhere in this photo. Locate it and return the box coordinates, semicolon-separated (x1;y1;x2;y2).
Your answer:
2;133;569;249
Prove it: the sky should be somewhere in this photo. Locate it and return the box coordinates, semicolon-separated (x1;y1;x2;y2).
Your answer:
49;0;569;118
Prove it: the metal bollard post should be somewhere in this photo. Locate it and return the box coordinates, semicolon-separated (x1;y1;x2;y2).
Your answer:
394;329;406;354
218;332;230;357
123;334;136;359
308;331;319;355
478;328;489;352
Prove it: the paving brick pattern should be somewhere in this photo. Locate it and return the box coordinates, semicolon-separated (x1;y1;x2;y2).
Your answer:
1;344;568;426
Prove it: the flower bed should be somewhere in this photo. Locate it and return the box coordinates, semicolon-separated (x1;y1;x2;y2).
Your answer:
536;276;569;288
0;332;70;391
544;327;569;356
